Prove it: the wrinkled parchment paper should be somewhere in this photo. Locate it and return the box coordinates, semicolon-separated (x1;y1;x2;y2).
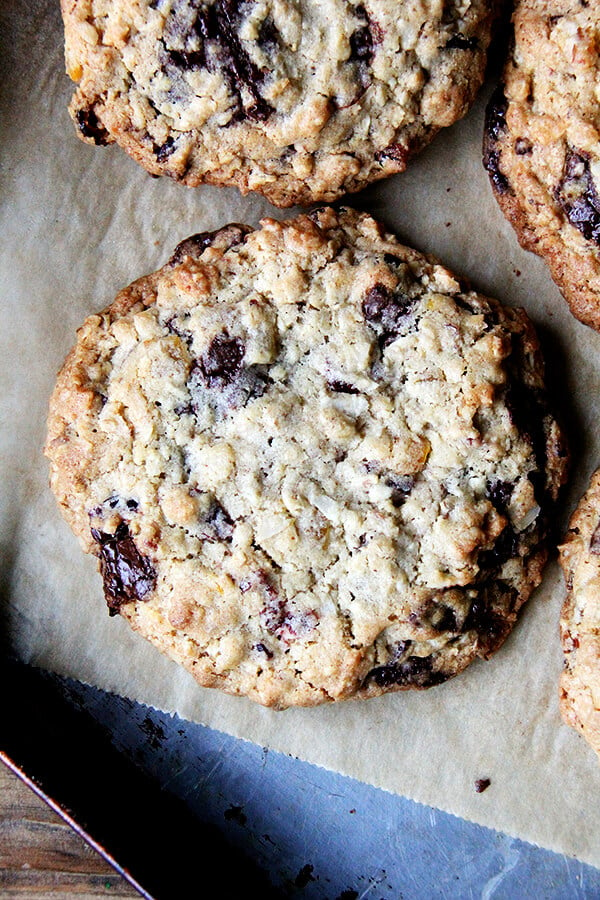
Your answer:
3;0;600;868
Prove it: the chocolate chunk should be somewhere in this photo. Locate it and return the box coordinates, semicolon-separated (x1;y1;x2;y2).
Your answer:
484;85;508;142
169;224;252;266
367;654;448;688
555;149;600;245
445;33;479;50
385;474;414;507
257;16;278;50
475;778;491;793
483;86;512;195
75;107;109;145
91;522;156;615
327;379;360;394
504;383;548;492
590;521;600;555
462;584;515;652
163;0;273;123
362;282;417;347
514;138;533;155
486;479;514;514
478;526;519;573
155;135;176;162
200;500;234;542
484;149;510;195
253;642;274;659
349;5;374;67
201;333;245;385
409;600;459;633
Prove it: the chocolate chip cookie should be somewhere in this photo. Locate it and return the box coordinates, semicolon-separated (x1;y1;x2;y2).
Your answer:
62;0;497;206
560;468;600;758
484;0;600;330
45;207;568;709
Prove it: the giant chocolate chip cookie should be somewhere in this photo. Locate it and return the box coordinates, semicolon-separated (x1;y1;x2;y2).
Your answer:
45;207;568;708
63;0;497;206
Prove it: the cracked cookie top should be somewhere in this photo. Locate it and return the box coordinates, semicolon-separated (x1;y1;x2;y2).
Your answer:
46;207;567;708
483;0;600;331
62;0;497;206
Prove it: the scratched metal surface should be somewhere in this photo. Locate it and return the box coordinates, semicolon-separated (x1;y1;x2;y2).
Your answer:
57;678;598;900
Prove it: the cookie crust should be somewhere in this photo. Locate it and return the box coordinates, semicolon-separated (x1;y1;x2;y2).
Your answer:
483;0;600;331
46;207;568;708
62;0;497;207
560;468;600;758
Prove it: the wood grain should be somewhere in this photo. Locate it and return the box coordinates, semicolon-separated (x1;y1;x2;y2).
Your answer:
0;760;140;897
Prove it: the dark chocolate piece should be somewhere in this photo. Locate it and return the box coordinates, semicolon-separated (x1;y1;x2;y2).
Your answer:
200;500;234;542
362;282;417;347
445;33;479;50
91;522;156;615
163;0;273;123
555;149;600;245
168;224;251;265
367;654;448;688
75;107;109;145
201;333;245;386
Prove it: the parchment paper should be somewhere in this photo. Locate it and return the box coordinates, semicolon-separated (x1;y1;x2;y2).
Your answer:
3;0;600;868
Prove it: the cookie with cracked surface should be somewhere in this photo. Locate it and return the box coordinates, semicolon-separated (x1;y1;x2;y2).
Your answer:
484;0;600;331
62;0;498;207
46;207;568;709
560;467;600;759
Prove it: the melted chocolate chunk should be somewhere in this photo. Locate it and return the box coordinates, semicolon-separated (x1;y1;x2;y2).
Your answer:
91;522;156;615
504;384;548;493
163;0;273;123
367;654;448;688
363;282;417;347
200;500;234;542
483;86;511;195
590;520;600;555
555;149;600;245
409;600;459;633
478;526;519;573
462;584;516;652
201;332;245;385
445;33;479;50
75;107;109;145
169;224;251;266
485;85;508;142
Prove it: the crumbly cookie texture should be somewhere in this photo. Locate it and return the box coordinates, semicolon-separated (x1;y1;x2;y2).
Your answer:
484;0;600;331
62;0;497;207
46;207;568;709
560;468;600;759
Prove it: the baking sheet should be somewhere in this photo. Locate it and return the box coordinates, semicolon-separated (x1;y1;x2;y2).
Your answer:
3;0;600;868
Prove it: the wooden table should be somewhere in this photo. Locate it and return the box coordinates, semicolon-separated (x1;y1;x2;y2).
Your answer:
0;759;140;898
